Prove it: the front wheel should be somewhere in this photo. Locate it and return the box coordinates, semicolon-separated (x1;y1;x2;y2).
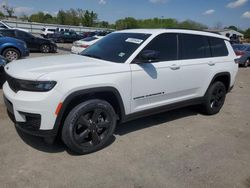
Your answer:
2;48;20;61
201;81;226;115
62;99;117;154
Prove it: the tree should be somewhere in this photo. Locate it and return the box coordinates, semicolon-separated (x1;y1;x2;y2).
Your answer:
81;10;98;27
245;28;250;39
0;11;4;18
57;10;67;25
2;4;14;17
226;25;238;31
115;17;138;30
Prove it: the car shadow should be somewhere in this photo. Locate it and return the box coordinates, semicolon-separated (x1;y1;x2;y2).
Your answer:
115;106;198;136
15;106;199;155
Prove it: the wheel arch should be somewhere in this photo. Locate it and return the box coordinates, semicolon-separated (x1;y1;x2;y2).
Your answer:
1;46;21;57
208;72;231;93
53;87;126;136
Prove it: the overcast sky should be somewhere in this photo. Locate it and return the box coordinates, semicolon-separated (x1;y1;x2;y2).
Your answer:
1;0;250;29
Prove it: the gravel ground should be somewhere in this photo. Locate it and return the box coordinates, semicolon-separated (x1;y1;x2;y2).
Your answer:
0;50;249;188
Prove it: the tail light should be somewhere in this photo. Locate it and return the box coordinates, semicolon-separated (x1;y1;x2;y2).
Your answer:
80;45;89;48
235;50;245;56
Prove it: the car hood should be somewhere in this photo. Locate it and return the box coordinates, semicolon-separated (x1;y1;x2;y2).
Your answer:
4;54;129;80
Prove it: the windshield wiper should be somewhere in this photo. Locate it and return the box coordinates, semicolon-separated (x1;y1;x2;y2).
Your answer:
83;54;103;60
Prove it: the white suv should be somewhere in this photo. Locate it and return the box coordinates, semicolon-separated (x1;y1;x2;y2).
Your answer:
3;29;238;154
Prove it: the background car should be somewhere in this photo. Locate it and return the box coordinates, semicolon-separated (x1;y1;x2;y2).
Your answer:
232;44;250;67
0;55;8;87
0;21;29;32
71;36;104;54
41;27;56;38
49;30;84;43
0;34;29;61
0;29;57;53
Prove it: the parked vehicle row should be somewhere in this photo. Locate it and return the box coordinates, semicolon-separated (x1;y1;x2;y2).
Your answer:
0;29;57;53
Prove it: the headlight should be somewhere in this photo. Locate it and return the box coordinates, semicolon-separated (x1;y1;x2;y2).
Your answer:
18;80;57;92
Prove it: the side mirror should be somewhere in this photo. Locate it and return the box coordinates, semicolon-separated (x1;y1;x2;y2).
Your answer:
136;50;160;63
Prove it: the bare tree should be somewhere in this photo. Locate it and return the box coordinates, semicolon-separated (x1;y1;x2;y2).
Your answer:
2;4;14;17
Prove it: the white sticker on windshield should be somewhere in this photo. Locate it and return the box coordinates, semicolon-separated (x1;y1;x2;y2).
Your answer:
125;38;143;44
118;52;126;57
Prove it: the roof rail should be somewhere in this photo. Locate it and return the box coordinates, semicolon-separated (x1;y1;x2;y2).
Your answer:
164;28;222;35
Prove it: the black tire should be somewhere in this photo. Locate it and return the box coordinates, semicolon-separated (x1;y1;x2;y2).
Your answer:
2;48;20;61
62;99;117;154
40;44;50;53
202;81;226;115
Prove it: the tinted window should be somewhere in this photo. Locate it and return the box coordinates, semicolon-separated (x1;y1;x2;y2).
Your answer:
209;37;228;57
16;30;33;38
0;30;15;37
179;34;211;59
139;33;177;61
48;29;55;32
81;33;151;63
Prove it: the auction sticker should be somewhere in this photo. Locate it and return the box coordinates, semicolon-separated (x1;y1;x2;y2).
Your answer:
125;38;143;44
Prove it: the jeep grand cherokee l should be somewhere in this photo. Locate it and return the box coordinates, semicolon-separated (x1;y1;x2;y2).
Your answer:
3;29;238;154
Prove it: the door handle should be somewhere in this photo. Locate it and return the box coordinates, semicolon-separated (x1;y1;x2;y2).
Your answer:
170;64;180;70
208;62;215;66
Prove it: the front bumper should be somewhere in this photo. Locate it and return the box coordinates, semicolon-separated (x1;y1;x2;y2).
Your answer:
22;49;30;57
3;82;62;137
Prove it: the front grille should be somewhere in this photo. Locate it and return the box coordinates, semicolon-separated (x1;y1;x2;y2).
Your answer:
5;74;20;93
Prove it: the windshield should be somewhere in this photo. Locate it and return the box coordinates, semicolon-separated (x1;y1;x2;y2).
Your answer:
81;32;151;63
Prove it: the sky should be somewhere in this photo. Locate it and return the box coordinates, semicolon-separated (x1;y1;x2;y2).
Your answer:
0;0;250;29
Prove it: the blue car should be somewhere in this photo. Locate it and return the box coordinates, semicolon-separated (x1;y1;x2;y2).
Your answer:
232;44;250;67
0;34;29;61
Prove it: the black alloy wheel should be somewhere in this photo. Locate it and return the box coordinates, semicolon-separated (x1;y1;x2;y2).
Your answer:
40;44;50;53
62;99;117;154
202;81;226;115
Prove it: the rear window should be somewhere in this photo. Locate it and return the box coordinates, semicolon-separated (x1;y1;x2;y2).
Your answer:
82;37;98;42
179;34;211;60
209;37;228;57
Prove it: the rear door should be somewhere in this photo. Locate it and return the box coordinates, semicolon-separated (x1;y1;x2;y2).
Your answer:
177;33;213;97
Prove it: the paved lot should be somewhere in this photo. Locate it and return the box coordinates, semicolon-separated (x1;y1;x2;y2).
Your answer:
0;51;250;188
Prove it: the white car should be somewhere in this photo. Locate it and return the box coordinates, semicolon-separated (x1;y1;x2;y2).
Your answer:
0;21;29;32
41;27;56;38
3;29;238;154
71;36;104;54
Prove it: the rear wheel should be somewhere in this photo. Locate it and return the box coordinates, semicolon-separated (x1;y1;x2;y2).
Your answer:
202;81;226;115
2;48;20;61
62;99;117;154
